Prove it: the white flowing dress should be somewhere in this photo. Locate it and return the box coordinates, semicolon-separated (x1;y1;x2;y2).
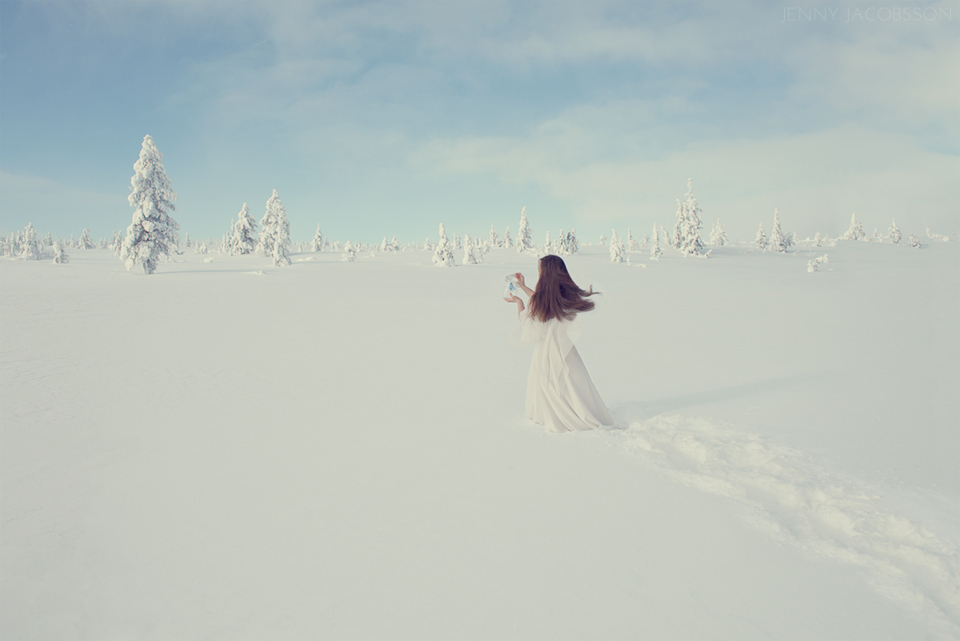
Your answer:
519;307;613;432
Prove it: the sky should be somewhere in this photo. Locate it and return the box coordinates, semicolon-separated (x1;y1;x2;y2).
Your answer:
1;0;958;244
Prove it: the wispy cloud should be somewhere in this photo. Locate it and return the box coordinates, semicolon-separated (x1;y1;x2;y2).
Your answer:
0;172;128;236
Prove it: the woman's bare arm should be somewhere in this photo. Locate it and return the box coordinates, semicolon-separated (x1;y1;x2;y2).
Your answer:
515;272;535;297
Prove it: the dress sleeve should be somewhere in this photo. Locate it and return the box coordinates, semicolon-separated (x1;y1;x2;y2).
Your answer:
519;307;540;344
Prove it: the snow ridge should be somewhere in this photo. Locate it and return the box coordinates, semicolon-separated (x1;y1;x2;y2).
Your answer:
599;414;960;638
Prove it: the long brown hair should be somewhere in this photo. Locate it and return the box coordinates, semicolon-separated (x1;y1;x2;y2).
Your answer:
528;255;600;322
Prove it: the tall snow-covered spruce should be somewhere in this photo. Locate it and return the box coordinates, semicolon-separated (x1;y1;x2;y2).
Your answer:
650;223;662;260
843;213;865;241
432;223;455;267
673;178;705;256
768;208;787;252
20;223;41;260
257;190;292;266
311;225;324;252
120;135;180;274
888;219;902;245
229;203;258;255
609;230;624;263
709;219;727;247
755;222;767;250
516;207;534;253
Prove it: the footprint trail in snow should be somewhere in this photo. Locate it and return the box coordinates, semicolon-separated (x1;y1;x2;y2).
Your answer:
592;413;960;639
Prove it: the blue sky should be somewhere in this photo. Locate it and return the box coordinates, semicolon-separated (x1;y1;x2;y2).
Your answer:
1;0;957;244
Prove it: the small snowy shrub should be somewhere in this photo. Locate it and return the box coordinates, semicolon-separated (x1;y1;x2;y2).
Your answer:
341;241;356;261
907;234;921;248
807;254;829;273
926;228;949;242
52;240;69;264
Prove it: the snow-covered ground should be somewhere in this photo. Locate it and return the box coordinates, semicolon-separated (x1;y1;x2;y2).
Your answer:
2;240;958;640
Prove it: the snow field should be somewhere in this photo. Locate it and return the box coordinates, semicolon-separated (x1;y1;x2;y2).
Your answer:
2;241;957;639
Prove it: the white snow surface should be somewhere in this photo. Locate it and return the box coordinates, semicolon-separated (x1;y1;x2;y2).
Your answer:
2;242;958;640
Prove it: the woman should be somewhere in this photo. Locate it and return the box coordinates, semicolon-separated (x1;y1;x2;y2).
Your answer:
506;255;613;432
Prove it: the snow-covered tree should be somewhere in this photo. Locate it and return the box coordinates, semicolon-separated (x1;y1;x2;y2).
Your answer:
926;228;949;242
516;207;534;253
552;228;566;255
462;233;479;264
78;228;95;250
609;230;624;263
502;226;512;250
52;239;69;264
754;222;767;250
489;225;500;248
256;190;291;266
673;179;705;256
627;229;639;251
43;232;53;247
768;208;787;252
544;229;551;252
871;228;881;242
230;203;258;255
907;234;921;248
120;134;180;274
454;233;462;250
709;219;727;247
568;229;579;255
888;220;902;245
19;223;41;260
650;223;662;261
196;242;208;254
184;232;192;248
432;223;455;267
842;213;865;241
311;225;324;252
341;240;356;261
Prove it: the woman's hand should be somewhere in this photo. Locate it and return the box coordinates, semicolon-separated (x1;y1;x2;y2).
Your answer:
505;295;521;303
515;272;534;297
